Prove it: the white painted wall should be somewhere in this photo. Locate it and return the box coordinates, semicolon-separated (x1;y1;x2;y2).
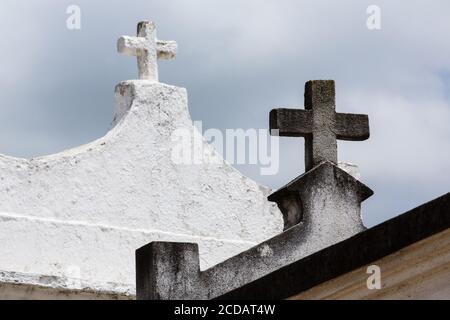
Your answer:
0;80;283;295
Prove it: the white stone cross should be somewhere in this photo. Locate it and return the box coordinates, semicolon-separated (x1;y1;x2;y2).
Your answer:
118;21;177;82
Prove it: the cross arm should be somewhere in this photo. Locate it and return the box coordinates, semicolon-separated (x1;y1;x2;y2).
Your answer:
270;108;312;137
117;36;147;56
335;113;370;141
157;40;177;59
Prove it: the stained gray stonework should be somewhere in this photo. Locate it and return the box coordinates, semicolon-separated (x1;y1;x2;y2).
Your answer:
136;80;373;300
137;162;373;299
270;80;370;171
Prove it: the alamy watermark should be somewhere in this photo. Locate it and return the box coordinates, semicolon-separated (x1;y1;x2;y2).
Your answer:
171;121;280;176
366;265;382;290
66;5;81;30
367;5;382;30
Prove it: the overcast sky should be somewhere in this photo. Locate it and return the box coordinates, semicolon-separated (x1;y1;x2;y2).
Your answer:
0;0;449;226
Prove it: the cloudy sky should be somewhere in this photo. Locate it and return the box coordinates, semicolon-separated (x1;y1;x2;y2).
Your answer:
0;0;449;226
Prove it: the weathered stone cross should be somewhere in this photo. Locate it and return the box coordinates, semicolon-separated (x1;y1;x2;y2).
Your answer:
118;21;177;81
270;80;370;171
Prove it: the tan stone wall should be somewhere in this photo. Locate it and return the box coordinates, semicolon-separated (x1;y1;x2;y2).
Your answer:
290;229;450;300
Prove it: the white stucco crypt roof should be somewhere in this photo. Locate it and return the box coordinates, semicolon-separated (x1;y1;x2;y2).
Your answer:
0;80;283;295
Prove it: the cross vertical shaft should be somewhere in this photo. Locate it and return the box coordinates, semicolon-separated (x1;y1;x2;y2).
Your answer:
136;22;158;81
304;80;337;170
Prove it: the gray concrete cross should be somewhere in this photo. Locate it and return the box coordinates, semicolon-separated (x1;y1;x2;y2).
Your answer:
270;80;370;171
118;21;177;81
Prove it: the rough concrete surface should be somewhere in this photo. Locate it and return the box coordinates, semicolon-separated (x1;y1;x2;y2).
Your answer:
137;162;374;299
